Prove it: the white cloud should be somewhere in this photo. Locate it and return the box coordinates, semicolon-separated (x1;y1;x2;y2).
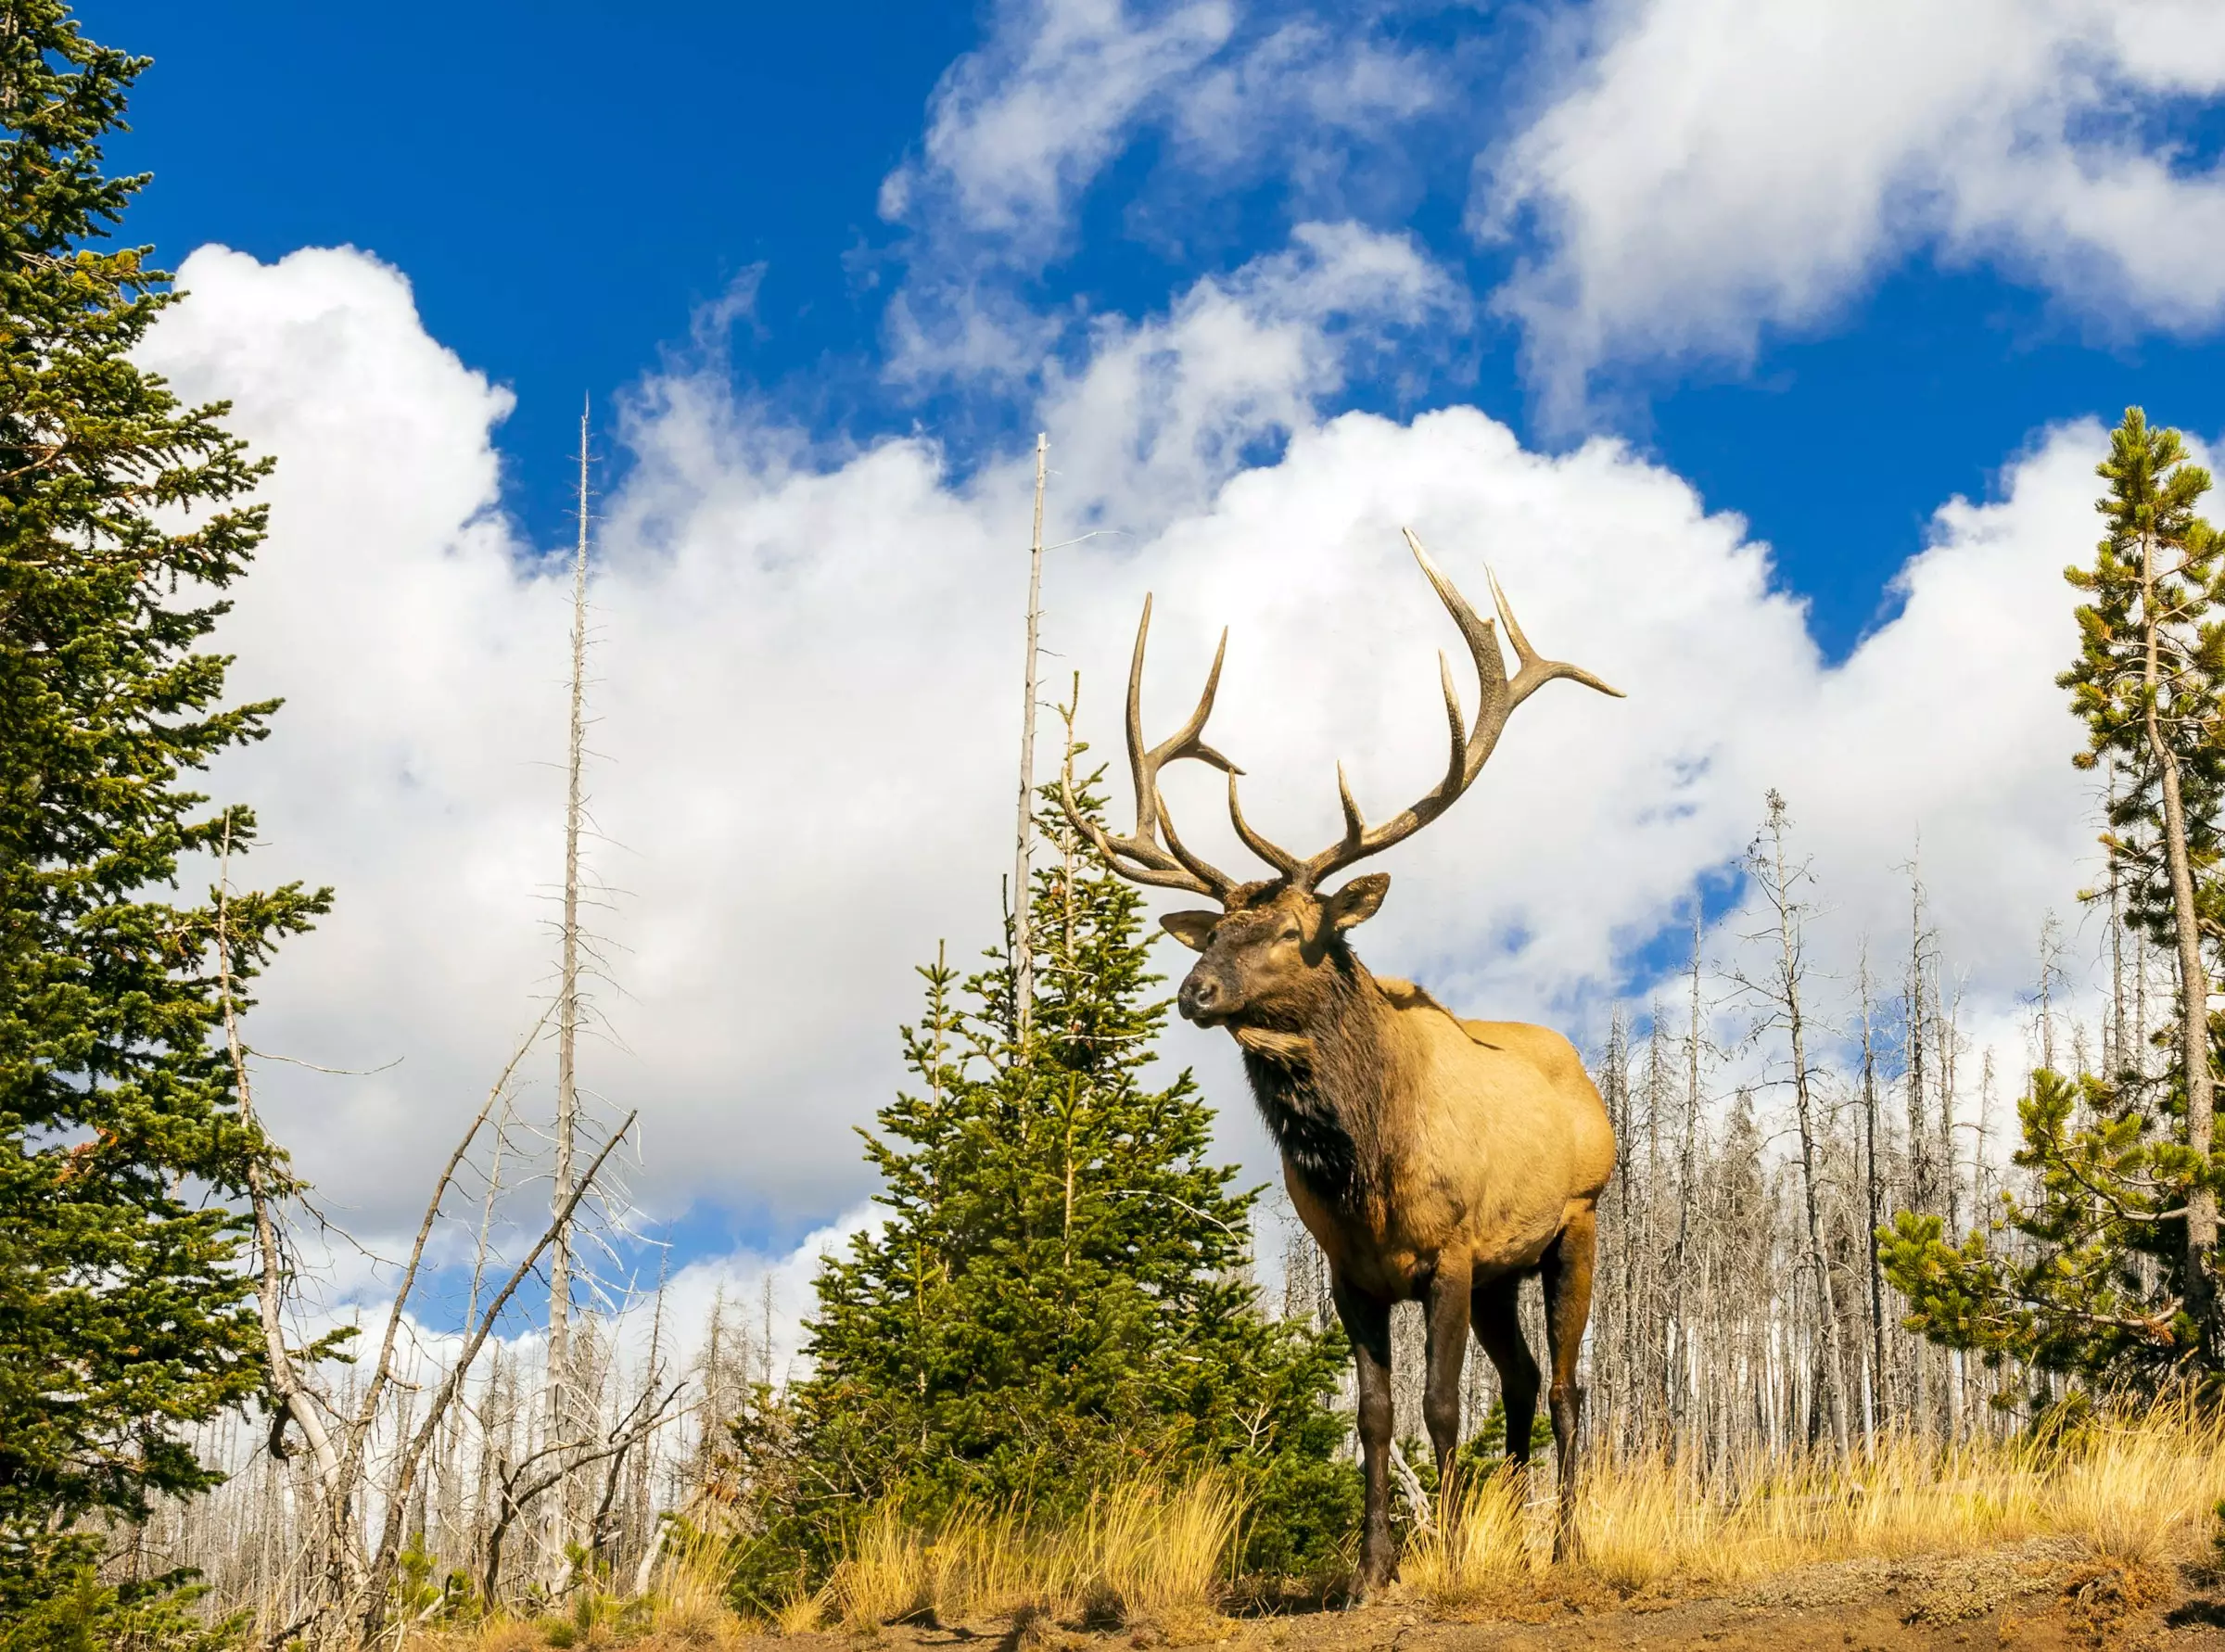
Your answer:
876;0;1452;386
145;239;2111;1281
892;0;1236;256
1040;220;1468;517
1481;0;2225;415
1161;17;1441;200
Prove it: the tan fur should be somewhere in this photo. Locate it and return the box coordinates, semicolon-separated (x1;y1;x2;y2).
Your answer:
1273;970;1614;1300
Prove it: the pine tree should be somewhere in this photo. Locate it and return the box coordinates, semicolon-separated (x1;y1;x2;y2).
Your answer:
0;0;329;1617
1882;408;2225;1385
1883;1071;2199;1383
2058;408;2225;1353
737;757;1354;1596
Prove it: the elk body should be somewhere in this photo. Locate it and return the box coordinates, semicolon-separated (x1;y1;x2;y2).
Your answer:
1063;532;1620;1588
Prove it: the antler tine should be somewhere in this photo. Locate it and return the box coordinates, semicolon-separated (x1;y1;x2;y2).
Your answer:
1061;597;1244;902
1334;762;1366;854
1408;527;1507;722
1433;649;1469;791
1146;625;1240;781
1227;773;1303;879
1487;565;1626;709
1121;594;1158;832
1290;530;1620;890
1158;781;1249;892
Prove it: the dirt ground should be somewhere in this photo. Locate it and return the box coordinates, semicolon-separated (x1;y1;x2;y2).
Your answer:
746;1541;2225;1652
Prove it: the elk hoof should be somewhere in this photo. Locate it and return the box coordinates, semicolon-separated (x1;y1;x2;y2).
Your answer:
1551;1517;1584;1566
1351;1545;1397;1603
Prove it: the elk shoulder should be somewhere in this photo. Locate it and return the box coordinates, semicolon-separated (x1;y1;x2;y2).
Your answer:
1372;977;1584;1083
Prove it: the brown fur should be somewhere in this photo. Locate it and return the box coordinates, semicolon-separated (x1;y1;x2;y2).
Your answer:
1165;881;1613;1587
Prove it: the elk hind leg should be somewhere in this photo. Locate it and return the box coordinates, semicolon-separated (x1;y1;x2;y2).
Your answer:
1469;1272;1540;1472
1540;1202;1599;1561
1330;1272;1396;1595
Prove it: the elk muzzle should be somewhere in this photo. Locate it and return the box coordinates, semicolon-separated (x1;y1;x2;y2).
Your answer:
1176;961;1232;1025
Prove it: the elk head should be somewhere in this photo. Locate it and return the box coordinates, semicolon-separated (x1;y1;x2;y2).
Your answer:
1060;530;1621;1040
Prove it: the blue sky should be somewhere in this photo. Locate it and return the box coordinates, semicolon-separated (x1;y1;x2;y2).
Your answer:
106;2;2225;663
107;2;2225;1304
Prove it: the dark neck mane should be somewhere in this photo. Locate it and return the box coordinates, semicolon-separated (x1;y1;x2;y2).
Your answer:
1238;952;1392;1209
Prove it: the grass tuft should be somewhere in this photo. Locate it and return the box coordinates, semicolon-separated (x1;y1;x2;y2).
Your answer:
1399;1468;1532;1612
820;1470;1243;1633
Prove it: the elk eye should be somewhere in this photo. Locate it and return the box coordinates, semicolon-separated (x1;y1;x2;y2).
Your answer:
1279;926;1301;943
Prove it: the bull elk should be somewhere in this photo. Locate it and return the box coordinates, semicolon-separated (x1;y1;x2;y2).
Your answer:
1061;530;1621;1586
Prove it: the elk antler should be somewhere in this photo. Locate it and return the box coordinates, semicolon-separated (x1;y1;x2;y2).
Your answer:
1073;534;1621;905
1232;529;1624;892
1060;594;1247;903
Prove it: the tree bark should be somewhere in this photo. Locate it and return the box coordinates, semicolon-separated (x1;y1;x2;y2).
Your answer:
2141;520;2218;1353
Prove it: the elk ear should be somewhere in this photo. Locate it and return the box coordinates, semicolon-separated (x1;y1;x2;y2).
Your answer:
1323;873;1391;932
1160;909;1220;952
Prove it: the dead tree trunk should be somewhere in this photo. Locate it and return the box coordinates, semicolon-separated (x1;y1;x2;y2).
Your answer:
1858;947;1887;1446
546;400;596;1581
1904;853;1931;1431
1669;920;1704;1445
360;1114;637;1643
215;822;362;1618
1011;432;1048;1048
1744;792;1850;1455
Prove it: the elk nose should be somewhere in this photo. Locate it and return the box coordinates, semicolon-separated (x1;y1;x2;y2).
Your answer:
1178;972;1221;1021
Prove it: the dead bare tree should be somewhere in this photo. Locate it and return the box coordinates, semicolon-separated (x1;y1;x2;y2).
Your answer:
1857;944;1887;1445
548;398;596;1569
480;1370;683;1608
1011;431;1049;1048
214;820;361;1620
1731;792;1850;1455
357;1112;639;1641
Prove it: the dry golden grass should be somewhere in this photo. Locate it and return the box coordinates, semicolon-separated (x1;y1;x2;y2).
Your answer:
1403;1397;2225;1601
643;1526;755;1647
404;1403;2225;1645
1089;1472;1244;1624
1398;1467;1532;1612
2040;1406;2221;1567
769;1585;830;1637
821;1470;1243;1633
465;1620;545;1652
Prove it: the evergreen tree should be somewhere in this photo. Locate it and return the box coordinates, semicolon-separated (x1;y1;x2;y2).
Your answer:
2058;408;2225;1352
1883;1070;2202;1383
0;0;329;1617
735;756;1354;1596
1883;409;2225;1383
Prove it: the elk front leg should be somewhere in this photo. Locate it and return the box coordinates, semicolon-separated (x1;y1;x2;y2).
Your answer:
1330;1272;1395;1595
1423;1258;1472;1495
1540;1204;1598;1562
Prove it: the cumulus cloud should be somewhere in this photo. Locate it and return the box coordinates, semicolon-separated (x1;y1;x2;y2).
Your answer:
1038;220;1468;516
1481;0;2225;415
140;238;2113;1275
